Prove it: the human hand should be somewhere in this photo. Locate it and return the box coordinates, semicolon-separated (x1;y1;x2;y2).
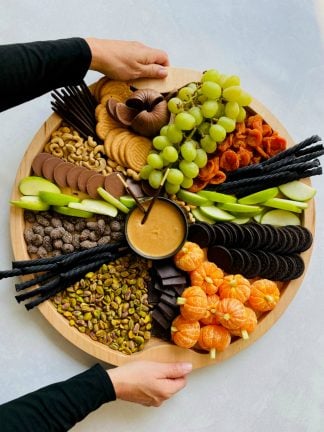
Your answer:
85;38;169;81
107;360;192;407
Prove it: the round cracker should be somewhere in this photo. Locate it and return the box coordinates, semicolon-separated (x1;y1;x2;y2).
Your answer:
94;77;109;102
125;136;152;172
110;130;130;166
104;128;126;159
99;80;132;101
96;105;123;140
117;132;132;167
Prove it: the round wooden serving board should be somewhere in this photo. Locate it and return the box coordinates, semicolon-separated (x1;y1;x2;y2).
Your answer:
10;68;315;369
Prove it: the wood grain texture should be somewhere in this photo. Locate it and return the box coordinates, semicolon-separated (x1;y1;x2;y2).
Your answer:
9;68;315;369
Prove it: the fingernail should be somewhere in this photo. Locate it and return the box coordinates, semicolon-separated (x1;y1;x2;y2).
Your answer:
181;362;193;374
157;66;168;78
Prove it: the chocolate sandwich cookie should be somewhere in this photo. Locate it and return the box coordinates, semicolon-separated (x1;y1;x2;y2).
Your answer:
282;254;305;280
243;223;263;250
230;248;245;273
212;224;228;246
289;226;313;253
207;245;233;273
258;251;280;279
269;254;290;281
188;223;212;248
221;222;240;247
243;251;262;278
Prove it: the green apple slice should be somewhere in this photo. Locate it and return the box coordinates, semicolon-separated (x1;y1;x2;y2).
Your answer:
231;216;251;224
197;190;237;203
119;195;136;208
200;205;235;221
19;176;60;195
217;202;262;215
261;209;301;226
237;187;279;204
39;191;80;206
10;196;50;211
97;187;129;214
53;205;93;218
191;208;215;224
279;180;316;201
263;197;305;213
69;199;118;217
177;189;211;206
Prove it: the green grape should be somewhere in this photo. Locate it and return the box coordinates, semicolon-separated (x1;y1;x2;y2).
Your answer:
162;145;179;163
188;82;198;92
167;97;183;114
139;164;153;180
194;148;208;168
197;93;208;104
152;135;171;150
147;153;164;169
201;100;218;118
167;168;184;185
179;160;199;178
198;121;210;136
160;125;169;136
218;74;229;87
148;170;163;189
217;116;236;133
236;91;252;106
209;124;227;142
201;69;221;83
181;140;197;162
216;102;225;117
225;101;240;119
188;106;203;126
236;106;247;122
178;86;195;101
222;85;243;102
201;81;221;99
222;75;240;88
200;135;217;153
180;176;194;189
167;124;183;144
164;181;180;195
174;112;196;130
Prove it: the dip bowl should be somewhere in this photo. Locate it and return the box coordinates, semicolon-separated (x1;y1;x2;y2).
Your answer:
125;196;188;260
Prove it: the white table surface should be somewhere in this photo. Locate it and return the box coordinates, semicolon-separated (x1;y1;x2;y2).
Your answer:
1;1;324;431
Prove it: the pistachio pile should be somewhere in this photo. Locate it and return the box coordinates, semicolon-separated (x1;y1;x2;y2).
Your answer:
52;254;152;355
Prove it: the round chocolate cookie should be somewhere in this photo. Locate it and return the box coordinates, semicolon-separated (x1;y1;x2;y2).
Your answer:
258;251;280;279
269;254;290;281
188;223;212;248
207;245;233;273
243;251;262;278
212;224;228;246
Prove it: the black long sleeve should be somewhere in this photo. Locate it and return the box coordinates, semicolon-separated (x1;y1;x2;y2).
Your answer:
0;364;116;431
0;37;92;111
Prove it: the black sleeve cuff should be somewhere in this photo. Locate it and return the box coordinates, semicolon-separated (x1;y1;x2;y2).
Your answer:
0;37;92;111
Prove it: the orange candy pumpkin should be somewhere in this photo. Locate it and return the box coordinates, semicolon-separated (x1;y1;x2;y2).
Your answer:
174;242;204;272
190;261;224;295
177;286;208;321
171;315;200;349
248;279;280;312
218;274;251;303
198;324;231;359
216;298;246;330
200;294;220;325
231;307;258;340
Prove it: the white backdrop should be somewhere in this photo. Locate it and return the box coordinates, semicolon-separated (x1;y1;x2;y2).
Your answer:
0;1;323;431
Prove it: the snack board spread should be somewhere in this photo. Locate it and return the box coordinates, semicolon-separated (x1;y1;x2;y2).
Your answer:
7;68;321;367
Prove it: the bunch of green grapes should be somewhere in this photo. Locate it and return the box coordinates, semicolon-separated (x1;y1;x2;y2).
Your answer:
140;68;252;194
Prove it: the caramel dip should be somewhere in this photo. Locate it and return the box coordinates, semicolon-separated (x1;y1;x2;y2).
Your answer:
126;197;187;259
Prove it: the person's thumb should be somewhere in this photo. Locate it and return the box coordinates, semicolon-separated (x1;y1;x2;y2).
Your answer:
161;362;193;379
139;64;168;79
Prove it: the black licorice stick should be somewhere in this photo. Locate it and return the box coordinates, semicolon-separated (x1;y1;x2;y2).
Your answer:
12;242;124;269
51;103;91;139
80;81;97;110
60;88;95;130
14;249;119;292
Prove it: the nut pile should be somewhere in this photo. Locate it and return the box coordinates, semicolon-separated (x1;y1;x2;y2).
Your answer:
23;210;125;258
52;254;152;354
